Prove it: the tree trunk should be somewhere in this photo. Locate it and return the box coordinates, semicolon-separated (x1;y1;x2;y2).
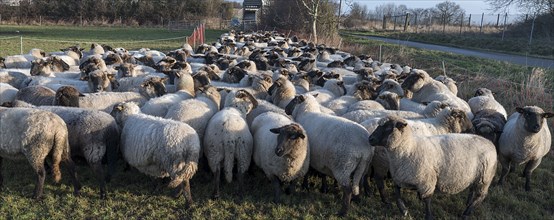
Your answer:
312;16;318;44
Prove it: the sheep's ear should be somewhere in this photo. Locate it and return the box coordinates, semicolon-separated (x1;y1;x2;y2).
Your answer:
297;132;306;139
515;107;524;114
542;112;554;118
269;128;280;134
79;92;86;97
107;73;116;80
161;77;169;84
439;103;448;108
395;121;408;129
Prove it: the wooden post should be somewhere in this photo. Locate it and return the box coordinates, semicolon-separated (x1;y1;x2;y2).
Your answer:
20;36;23;55
459;14;463;35
501;13;508;40
379;45;382;62
529;15;536;45
496;14;500;27
403;13;409;32
393;16;397;31
39;16;41;26
414;13;418;33
479;13;485;34
382;15;386;30
442;16;446;33
468;14;472;27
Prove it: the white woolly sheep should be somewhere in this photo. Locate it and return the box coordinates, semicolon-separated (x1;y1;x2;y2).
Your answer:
3;49;45;68
342;101;446;123
110;102;200;206
324;81;375;115
285;94;373;216
0;107;81;199
468;88;507;119
0;83;18;104
15;85;56;106
251;112;309;202
498;106;553;191
368;116;497;219
434;75;458;96
203;89;258;199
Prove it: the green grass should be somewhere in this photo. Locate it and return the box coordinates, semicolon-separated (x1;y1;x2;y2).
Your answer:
342;30;554;59
0;25;226;57
1;26;553;219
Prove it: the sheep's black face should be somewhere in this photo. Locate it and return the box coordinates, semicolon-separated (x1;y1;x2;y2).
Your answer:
228;66;246;83
0;57;5;68
285;95;304;115
516;107;554;133
193;72;211;90
55;86;82;107
104;54;121;65
369;118;407;147
474;122;499;145
89;71;105;93
271;124;305;157
401;73;421;90
377;93;400;111
474;88;489;97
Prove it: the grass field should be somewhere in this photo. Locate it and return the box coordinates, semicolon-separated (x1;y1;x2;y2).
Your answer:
0;25;226;57
342;30;554;59
1;26;553;219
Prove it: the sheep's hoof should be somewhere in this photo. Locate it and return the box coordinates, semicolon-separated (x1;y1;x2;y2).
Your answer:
351;195;361;204
100;192;107;200
524;185;531;191
211;193;220;200
337;210;348;217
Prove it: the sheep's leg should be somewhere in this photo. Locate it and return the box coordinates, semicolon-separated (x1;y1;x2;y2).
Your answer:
236;172;245;200
90;162;106;199
394;185;408;216
465;187;475;207
497;157;511;186
375;174;390;204
271;176;282;203
32;163;46;199
362;174;371;197
212;166;221;199
285;180;295;195
320;174;329;193
64;157;81;196
337;185;352;217
184;179;193;208
423;196;433;220
302;174;310;191
462;187;487;218
522;158;541;191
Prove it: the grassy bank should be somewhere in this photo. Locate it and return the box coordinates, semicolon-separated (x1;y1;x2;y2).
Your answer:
0;27;553;219
0;25;225;57
342;30;554;59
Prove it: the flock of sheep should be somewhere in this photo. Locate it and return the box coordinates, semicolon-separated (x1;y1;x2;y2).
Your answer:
0;30;552;218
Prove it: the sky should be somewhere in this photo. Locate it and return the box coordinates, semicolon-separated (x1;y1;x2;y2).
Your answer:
225;0;520;15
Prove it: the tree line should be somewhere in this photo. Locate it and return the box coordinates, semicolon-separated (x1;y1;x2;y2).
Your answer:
0;0;239;25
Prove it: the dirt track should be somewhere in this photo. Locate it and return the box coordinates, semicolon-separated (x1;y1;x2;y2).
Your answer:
350;34;554;69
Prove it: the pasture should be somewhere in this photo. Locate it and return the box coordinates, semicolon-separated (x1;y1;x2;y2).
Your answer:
1;25;553;219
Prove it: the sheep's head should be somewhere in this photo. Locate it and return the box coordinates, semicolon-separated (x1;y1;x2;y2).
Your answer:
270;123;306;157
369;116;408;149
401;70;428;92
224;89;258;114
87;70;114;93
472;110;506;146
104;53;123;65
323;79;347;97
140;77;168;99
30;58;50;76
110;102;140;125
376;91;401;110
224;66;247;83
0;57;5;68
474;88;494;98
354;68;374;82
353;81;376;100
516;106;554;133
115;63;137;77
379;79;403;97
156;57;177;72
49;56;70;72
445;108;474;133
55;86;84;107
316;72;342;87
252;73;273;92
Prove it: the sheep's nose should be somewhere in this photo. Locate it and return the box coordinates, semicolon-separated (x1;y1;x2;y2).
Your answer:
532;125;541;132
368;136;378;145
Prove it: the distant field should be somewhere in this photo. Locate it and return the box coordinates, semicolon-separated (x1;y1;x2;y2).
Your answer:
342;30;554;59
0;25;226;57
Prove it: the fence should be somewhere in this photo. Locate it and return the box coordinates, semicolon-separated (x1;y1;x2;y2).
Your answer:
349;13;553;45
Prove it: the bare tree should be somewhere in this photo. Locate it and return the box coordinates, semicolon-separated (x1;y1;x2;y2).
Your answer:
298;0;330;44
486;0;554;16
432;1;465;25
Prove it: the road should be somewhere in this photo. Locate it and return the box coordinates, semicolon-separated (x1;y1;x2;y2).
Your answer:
349;34;554;69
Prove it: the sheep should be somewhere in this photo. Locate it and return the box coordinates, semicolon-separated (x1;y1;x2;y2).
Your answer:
23;75;92;93
342;101;446;123
306;79;347;106
246;99;288;127
55;80;164;112
30;56;70;77
15;85;56;106
110;102;199;206
34;106;119;199
3;48;45;68
114;75;167;93
203;89;258;199
468;88;507;119
0;107;81;199
497;106;553;191
368;116;497;219
472;109;507;147
434;75;458;96
0;83;18;104
285;94;373;216
87;69;117;93
401;70;472;118
375;91;401;110
140;70;195;117
324;81;375;115
268;76;296;109
0;70;30;89
251;112;309;202
165;85;221;142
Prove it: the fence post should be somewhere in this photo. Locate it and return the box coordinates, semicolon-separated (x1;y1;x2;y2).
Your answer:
479;13;485;34
403;13;409;32
382;15;386;30
393;16;397;31
414;13;418;33
459;14;464;35
496;14;500;27
0;14;2;24
80;16;83;26
20;36;23;55
379;45;382;62
39;16;41;26
442;16;446;33
501;13;507;40
529;15;536;45
468;14;472;27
